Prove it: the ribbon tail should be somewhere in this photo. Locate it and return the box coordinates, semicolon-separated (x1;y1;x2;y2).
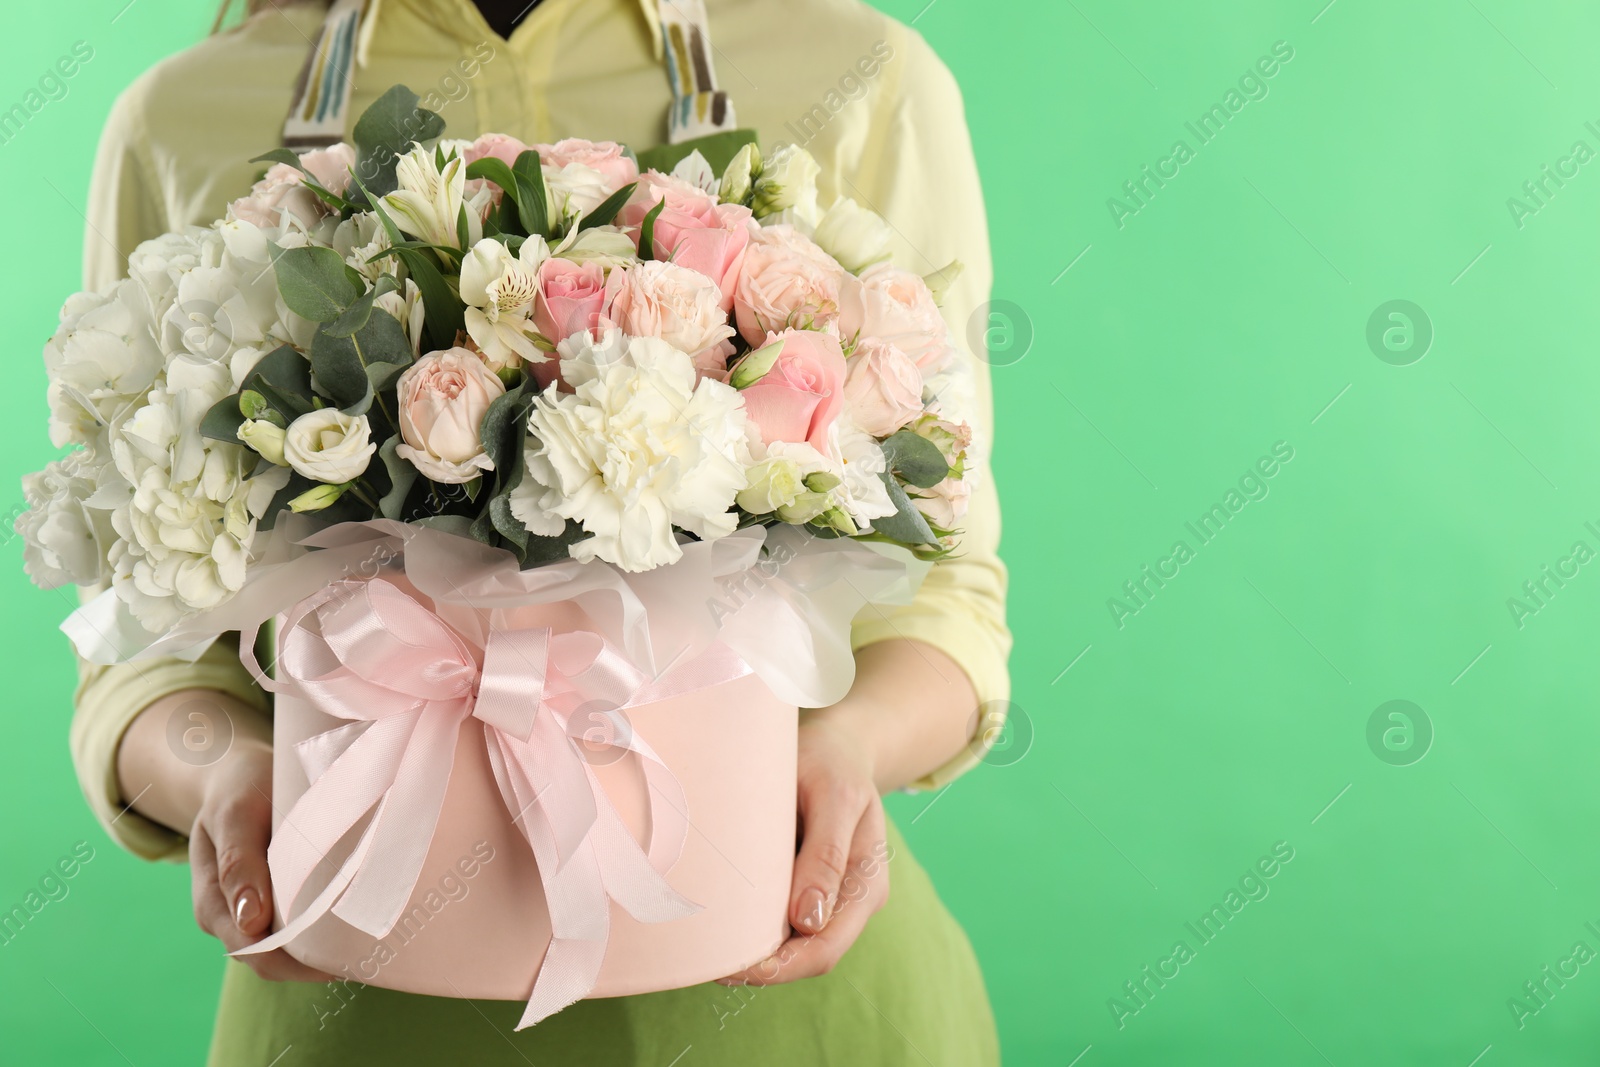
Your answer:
515;934;608;1030
235;820;375;957
587;785;701;925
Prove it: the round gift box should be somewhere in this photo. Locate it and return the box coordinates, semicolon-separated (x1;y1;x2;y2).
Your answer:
266;573;798;1001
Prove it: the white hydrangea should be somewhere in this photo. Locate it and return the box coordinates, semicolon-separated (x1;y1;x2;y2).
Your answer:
510;328;753;572
16;449;114;589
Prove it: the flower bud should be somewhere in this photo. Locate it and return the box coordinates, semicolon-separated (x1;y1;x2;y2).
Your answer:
719;142;762;205
802;470;841;493
737;457;803;515
922;260;965;305
287;482;348;513
751;145;820;225
774;490;832;525
728;338;785;389
236;419;288;466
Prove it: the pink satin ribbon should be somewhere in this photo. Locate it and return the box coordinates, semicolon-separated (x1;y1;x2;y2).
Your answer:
234;577;751;1027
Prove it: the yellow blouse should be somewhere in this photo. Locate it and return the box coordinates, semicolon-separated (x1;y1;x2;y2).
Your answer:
72;0;1010;861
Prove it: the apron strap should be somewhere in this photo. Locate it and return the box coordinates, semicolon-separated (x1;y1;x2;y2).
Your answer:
282;0;372;149
657;0;740;144
279;0;741;149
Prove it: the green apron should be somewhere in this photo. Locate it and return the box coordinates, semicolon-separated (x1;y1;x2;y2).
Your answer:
206;820;999;1066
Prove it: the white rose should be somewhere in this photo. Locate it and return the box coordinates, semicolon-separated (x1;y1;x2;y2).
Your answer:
813;197;893;274
283;409;375;483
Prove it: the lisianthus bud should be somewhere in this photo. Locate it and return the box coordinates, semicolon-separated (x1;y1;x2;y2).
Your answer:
287;482;348;513
816;506;858;535
774;490;832;524
719;142;762;205
737;456;803;514
236;419;288;466
751;145;820;224
802;470;841;493
813;197;893;274
728;338;785;389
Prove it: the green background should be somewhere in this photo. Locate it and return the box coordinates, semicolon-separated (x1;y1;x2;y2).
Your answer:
4;1;1600;1063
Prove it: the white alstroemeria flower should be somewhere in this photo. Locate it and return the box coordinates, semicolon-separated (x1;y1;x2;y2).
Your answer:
510;331;753;572
373;278;427;357
669;149;719;195
461;236;551;367
552;225;639;270
382;144;480;249
812;197;894;274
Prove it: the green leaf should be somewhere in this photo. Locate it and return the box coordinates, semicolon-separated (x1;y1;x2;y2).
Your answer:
464;157;521;230
519;520;588;567
377;435;417;520
350;85;446;201
311;310;413;417
478;380;529;475
323;275;399;338
637;197;666;260
871;472;940;546
634;128;760;175
879;430;950;489
394;247;463;352
272;245;363;323
577;182;637;232
511;150;550;238
200;393;248;444
240;345;317;420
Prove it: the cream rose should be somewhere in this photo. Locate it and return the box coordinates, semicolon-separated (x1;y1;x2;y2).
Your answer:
843;338;923;437
396;348;506;483
732;226;851;344
608;261;736;376
283;408;375;484
853;263;956;374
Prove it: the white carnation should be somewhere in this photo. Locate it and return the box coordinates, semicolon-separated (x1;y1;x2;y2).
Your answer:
510;330;753;572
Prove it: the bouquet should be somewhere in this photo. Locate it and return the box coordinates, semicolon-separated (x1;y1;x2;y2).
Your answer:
19;84;977;633
21;86;979;1026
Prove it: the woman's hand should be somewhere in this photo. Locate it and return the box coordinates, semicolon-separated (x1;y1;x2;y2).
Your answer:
720;712;890;985
716;639;979;986
187;739;332;982
117;688;328;982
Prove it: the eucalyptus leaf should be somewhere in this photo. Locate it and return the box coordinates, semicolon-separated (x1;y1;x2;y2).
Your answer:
871;472;940;546
350;85;445;201
239;345;317;420
272;245;362;323
377;435;417;520
199;393;248;444
879;430;950;489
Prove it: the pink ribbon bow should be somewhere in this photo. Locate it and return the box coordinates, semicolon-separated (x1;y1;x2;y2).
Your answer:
235;577;750;1027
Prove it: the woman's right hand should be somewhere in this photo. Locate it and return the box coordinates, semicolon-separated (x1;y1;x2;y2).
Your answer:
187;738;331;982
117;688;329;982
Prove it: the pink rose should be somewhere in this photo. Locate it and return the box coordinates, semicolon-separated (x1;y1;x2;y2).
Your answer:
536;138;639;190
464;133;531;169
913;475;971;530
843;339;923;437
734;329;848;452
298;142;357;196
618;172;755;309
533;259;617;349
228;162;330;231
732;226;852;345
395;347;506;484
853;263;955;374
608;261;736;377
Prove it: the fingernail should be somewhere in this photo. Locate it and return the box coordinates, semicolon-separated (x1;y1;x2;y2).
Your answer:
234;888;261;930
797;888;829;933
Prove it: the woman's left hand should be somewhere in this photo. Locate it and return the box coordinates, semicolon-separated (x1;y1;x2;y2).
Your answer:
719;711;890;985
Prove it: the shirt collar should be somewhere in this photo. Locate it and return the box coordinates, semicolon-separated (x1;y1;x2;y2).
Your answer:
366;0;664;56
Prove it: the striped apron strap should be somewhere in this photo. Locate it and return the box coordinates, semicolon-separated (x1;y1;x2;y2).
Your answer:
282;0;372;149
658;0;740;144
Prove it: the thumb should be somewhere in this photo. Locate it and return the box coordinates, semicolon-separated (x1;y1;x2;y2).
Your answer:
209;790;275;939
